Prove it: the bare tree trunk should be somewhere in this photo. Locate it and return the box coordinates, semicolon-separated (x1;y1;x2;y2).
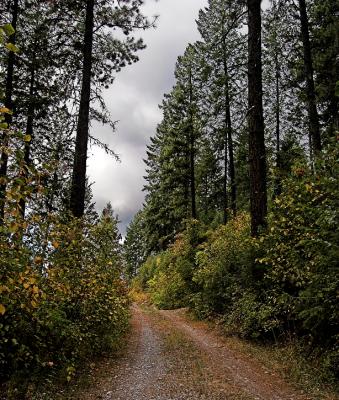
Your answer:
188;67;197;219
274;50;282;197
46;142;62;213
222;123;228;225
248;0;267;237
70;0;95;218
19;62;35;218
298;0;321;154
223;58;236;218
221;21;229;224
0;0;19;224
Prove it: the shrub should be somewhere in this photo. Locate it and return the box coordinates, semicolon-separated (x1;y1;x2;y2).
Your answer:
0;203;129;384
135;219;205;309
191;213;252;319
257;140;339;373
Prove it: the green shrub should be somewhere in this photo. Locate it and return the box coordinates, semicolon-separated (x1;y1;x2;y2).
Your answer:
0;206;129;384
192;213;253;318
136;219;205;309
255;140;339;374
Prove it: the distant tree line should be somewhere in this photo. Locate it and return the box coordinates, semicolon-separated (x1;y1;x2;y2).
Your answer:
125;0;338;265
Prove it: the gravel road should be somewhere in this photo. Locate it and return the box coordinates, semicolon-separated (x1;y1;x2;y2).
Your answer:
77;304;317;400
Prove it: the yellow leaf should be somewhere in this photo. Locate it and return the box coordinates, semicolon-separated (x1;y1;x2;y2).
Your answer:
0;285;9;294
31;300;38;308
0;107;12;114
5;42;19;52
24;134;31;142
29;277;36;285
0;304;6;315
9;222;19;234
32;286;39;294
23;282;30;289
52;241;59;249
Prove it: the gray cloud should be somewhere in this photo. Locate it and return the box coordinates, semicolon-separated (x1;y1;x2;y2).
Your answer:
88;0;270;235
88;0;208;235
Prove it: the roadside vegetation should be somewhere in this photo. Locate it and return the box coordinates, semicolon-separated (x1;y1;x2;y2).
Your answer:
125;0;338;391
132;142;339;392
0;1;152;397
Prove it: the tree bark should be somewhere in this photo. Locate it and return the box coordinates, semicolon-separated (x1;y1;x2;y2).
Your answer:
188;67;197;219
298;0;322;154
247;0;267;237
274;50;282;197
0;0;19;224
220;18;237;221
222;119;228;225
19;61;35;218
70;0;95;218
223;57;236;219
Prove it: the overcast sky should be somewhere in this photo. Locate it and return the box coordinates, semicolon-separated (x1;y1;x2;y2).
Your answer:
88;0;270;236
87;0;208;235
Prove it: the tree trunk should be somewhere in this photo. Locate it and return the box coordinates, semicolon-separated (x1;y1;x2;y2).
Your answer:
222;54;237;219
188;67;197;220
70;0;95;218
298;0;322;154
247;0;267;237
46;142;62;213
274;50;282;197
19;62;35;218
0;0;19;224
222;123;228;225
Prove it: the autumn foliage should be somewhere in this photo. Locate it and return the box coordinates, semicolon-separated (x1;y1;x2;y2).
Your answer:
0;130;129;389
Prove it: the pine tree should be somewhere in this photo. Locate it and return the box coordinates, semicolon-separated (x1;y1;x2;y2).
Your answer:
142;45;203;250
69;0;95;218
311;0;338;138
124;210;147;279
247;0;267;236
0;0;19;223
298;0;322;154
69;0;153;217
196;0;247;222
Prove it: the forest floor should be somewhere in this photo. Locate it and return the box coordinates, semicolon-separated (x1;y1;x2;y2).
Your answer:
53;303;337;400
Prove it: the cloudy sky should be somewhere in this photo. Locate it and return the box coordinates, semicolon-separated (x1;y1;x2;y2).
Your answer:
88;0;270;235
88;0;208;234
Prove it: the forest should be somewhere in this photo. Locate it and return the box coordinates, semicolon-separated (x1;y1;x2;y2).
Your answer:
125;0;338;389
0;0;338;398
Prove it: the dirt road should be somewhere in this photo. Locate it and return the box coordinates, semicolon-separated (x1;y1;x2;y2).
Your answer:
74;304;322;400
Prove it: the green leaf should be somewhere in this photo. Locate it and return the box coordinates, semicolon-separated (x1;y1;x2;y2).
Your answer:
335;81;339;97
3;23;15;36
5;43;19;53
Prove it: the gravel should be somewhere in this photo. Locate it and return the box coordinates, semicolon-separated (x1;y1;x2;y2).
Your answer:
78;305;311;400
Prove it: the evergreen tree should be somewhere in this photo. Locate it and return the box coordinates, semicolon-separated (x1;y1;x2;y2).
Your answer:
142;45;203;251
196;0;247;221
298;0;322;154
124;210;147;279
69;0;95;218
0;0;19;223
247;0;267;236
70;0;153;217
311;0;338;138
